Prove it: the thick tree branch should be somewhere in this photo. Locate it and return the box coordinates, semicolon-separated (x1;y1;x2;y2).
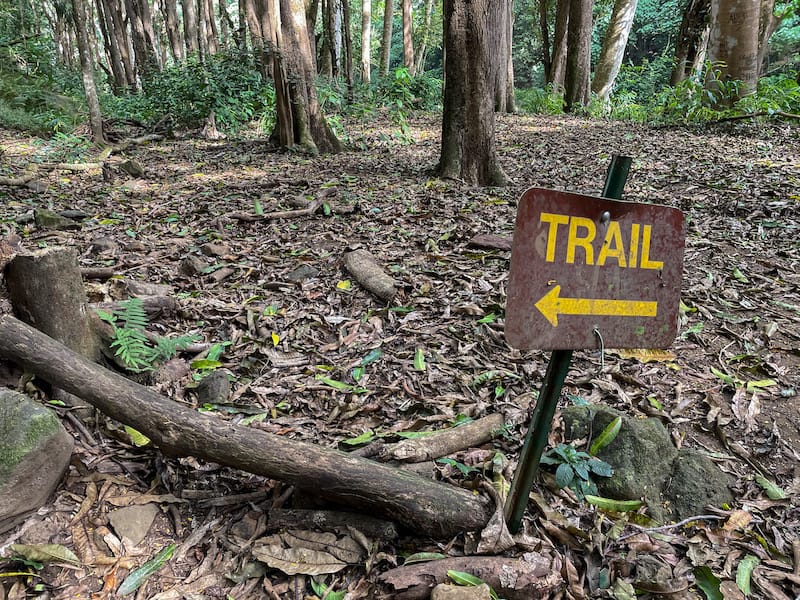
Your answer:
0;315;493;538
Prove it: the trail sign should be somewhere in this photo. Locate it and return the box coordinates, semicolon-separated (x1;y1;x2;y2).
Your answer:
505;188;685;350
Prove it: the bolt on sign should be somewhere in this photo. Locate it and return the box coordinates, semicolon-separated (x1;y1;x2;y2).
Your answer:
505;188;685;350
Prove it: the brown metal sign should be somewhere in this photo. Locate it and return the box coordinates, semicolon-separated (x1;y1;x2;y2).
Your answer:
505;188;685;350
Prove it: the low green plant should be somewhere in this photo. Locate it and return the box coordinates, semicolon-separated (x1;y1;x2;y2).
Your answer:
97;297;199;372
515;84;564;115
540;416;620;499
33;131;93;163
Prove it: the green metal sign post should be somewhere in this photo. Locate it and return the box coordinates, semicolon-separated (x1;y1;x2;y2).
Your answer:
504;156;633;534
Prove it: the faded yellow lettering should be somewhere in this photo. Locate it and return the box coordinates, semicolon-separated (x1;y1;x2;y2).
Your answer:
566;217;595;265
539;212;569;262
639;225;664;270
597;221;627;267
628;223;640;268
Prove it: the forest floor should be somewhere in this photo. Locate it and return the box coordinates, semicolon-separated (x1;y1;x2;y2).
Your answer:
0;113;798;599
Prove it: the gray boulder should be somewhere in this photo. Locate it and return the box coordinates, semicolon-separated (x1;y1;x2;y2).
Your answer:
561;404;733;522
0;390;73;533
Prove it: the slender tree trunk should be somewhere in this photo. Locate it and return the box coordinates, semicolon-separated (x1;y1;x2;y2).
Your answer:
549;0;569;90
199;0;220;55
670;0;711;85
380;0;393;76
95;0;127;91
162;0;185;62
306;0;320;56
183;0;199;55
101;0;136;88
591;0;638;102
274;0;343;153
71;0;106;144
495;0;515;112
564;0;593;111
707;0;759;101
756;0;782;73
361;0;372;82
126;0;160;76
438;0;506;186
401;0;414;73
539;0;552;82
138;0;162;67
414;0;434;74
219;0;233;45
342;0;355;97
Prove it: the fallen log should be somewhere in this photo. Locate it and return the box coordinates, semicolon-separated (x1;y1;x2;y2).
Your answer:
0;315;493;537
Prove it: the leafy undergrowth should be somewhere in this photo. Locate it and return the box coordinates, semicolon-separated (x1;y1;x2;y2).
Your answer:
0;113;798;599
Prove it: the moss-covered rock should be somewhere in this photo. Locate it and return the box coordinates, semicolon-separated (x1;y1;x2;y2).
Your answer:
0;390;73;533
561;404;733;522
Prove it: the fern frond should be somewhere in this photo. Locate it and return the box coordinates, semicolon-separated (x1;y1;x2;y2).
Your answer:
117;297;149;331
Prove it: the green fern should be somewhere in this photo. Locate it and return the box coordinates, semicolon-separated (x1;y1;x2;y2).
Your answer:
97;297;199;372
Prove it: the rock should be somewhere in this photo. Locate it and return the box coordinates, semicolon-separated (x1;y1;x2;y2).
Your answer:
286;264;319;283
108;503;160;546
664;448;734;519
431;583;492;600
195;370;231;405
561;404;732;522
0;390;73;533
179;255;207;276
119;159;145;178
34;208;81;231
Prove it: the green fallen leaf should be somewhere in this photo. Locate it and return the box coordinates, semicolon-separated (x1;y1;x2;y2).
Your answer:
342;430;375;445
745;379;776;393
190;359;223;371
694;566;722;600
9;544;79;566
755;475;787;499
117;544;175;595
254;198;264;215
123;426;151;447
414;348;426;371
585;495;643;512
736;554;760;595
589;416;621;455
403;552;446;565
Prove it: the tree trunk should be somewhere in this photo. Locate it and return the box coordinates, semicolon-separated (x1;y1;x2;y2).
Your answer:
342;0;355;97
183;0;200;55
539;0;552;83
71;0;106;144
202;0;220;54
413;0;434;74
361;0;371;82
320;0;336;76
94;0;128;91
707;0;759;101
379;0;393;76
306;0;320;57
756;0;782;73
438;0;507;186
591;0;638;102
126;0;159;77
274;0;343;153
103;0;137;88
564;0;593;111
549;0;569;90
219;0;233;45
401;0;414;73
670;0;711;85
495;0;515;113
162;0;185;62
0;315;493;538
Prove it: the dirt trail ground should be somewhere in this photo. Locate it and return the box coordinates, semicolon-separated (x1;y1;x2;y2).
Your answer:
0;114;798;598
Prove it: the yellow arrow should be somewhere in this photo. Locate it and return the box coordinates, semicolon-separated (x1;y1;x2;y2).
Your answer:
535;285;658;327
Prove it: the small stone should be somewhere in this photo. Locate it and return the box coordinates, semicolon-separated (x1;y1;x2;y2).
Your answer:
119;159;145;178
195;370;231;405
200;243;230;257
286;264;319;283
90;236;118;254
179;255;207;276
108;503;160;546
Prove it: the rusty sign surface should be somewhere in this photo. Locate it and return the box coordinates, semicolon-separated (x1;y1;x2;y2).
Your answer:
505;188;685;350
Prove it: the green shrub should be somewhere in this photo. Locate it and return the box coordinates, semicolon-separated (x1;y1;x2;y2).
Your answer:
515;84;564;115
104;49;272;132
